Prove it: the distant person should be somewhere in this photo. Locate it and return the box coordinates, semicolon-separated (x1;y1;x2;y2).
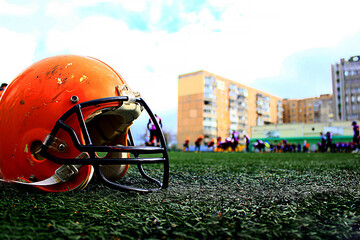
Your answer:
253;139;265;153
303;140;309;153
282;139;290;152
194;135;203;152
145;137;155;146
296;143;301;152
216;137;231;151
319;132;326;152
0;83;8;90
0;83;8;97
214;136;223;152
276;142;282;153
326;131;333;152
147;114;162;146
221;137;232;151
207;138;216;151
216;136;222;147
269;143;275;153
231;130;239;151
352;121;360;153
244;134;250;152
183;137;190;152
311;144;316;153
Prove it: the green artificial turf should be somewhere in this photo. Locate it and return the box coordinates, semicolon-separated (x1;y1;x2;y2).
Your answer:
1;152;360;239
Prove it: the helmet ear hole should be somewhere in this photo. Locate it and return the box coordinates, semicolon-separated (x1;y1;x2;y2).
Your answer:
30;141;45;161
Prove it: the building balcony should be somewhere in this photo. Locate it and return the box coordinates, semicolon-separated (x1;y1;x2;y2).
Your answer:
238;118;247;124
204;92;216;100
229;101;237;108
237;95;247;100
238;106;248;111
203;112;217;119
229;94;237;100
203;128;217;136
237;99;248;106
237;123;247;129
203;120;217;128
204;99;217;107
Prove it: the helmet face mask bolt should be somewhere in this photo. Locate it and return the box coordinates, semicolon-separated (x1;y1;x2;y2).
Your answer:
29;175;37;182
0;55;169;193
58;144;66;152
70;95;79;103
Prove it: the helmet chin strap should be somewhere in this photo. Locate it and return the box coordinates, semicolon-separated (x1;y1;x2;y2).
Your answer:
0;152;91;187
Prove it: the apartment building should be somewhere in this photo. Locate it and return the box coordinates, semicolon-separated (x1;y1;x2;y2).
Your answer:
177;70;283;148
331;56;360;121
283;94;333;124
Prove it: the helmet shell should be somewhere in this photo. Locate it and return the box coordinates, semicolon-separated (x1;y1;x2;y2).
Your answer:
0;55;130;192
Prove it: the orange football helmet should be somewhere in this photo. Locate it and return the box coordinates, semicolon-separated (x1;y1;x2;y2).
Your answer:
0;55;169;193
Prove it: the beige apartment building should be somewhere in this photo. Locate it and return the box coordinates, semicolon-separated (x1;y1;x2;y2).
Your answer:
177;70;283;148
283;94;333;124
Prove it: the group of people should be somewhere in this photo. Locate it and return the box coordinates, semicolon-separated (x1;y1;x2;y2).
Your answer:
318;131;334;152
253;121;360;153
157;116;360;154
311;121;359;153
182;131;251;152
253;139;309;153
182;135;205;152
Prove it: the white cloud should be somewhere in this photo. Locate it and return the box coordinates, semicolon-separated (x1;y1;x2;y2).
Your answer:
117;0;148;12
46;1;74;17
201;0;360;82
43;0;360;111
45;0;117;16
149;0;162;24
0;0;38;15
45;16;179;110
1;1;360;145
0;28;37;83
3;0;360;109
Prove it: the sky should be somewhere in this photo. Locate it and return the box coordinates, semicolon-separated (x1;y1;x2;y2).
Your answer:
2;0;360;137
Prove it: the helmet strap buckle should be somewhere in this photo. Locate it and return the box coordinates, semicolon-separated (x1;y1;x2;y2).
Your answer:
54;165;79;182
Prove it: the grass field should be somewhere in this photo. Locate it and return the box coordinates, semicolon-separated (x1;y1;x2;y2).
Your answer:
1;152;360;239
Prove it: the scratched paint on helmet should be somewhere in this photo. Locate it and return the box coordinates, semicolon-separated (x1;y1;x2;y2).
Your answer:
79;75;88;83
65;63;72;68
